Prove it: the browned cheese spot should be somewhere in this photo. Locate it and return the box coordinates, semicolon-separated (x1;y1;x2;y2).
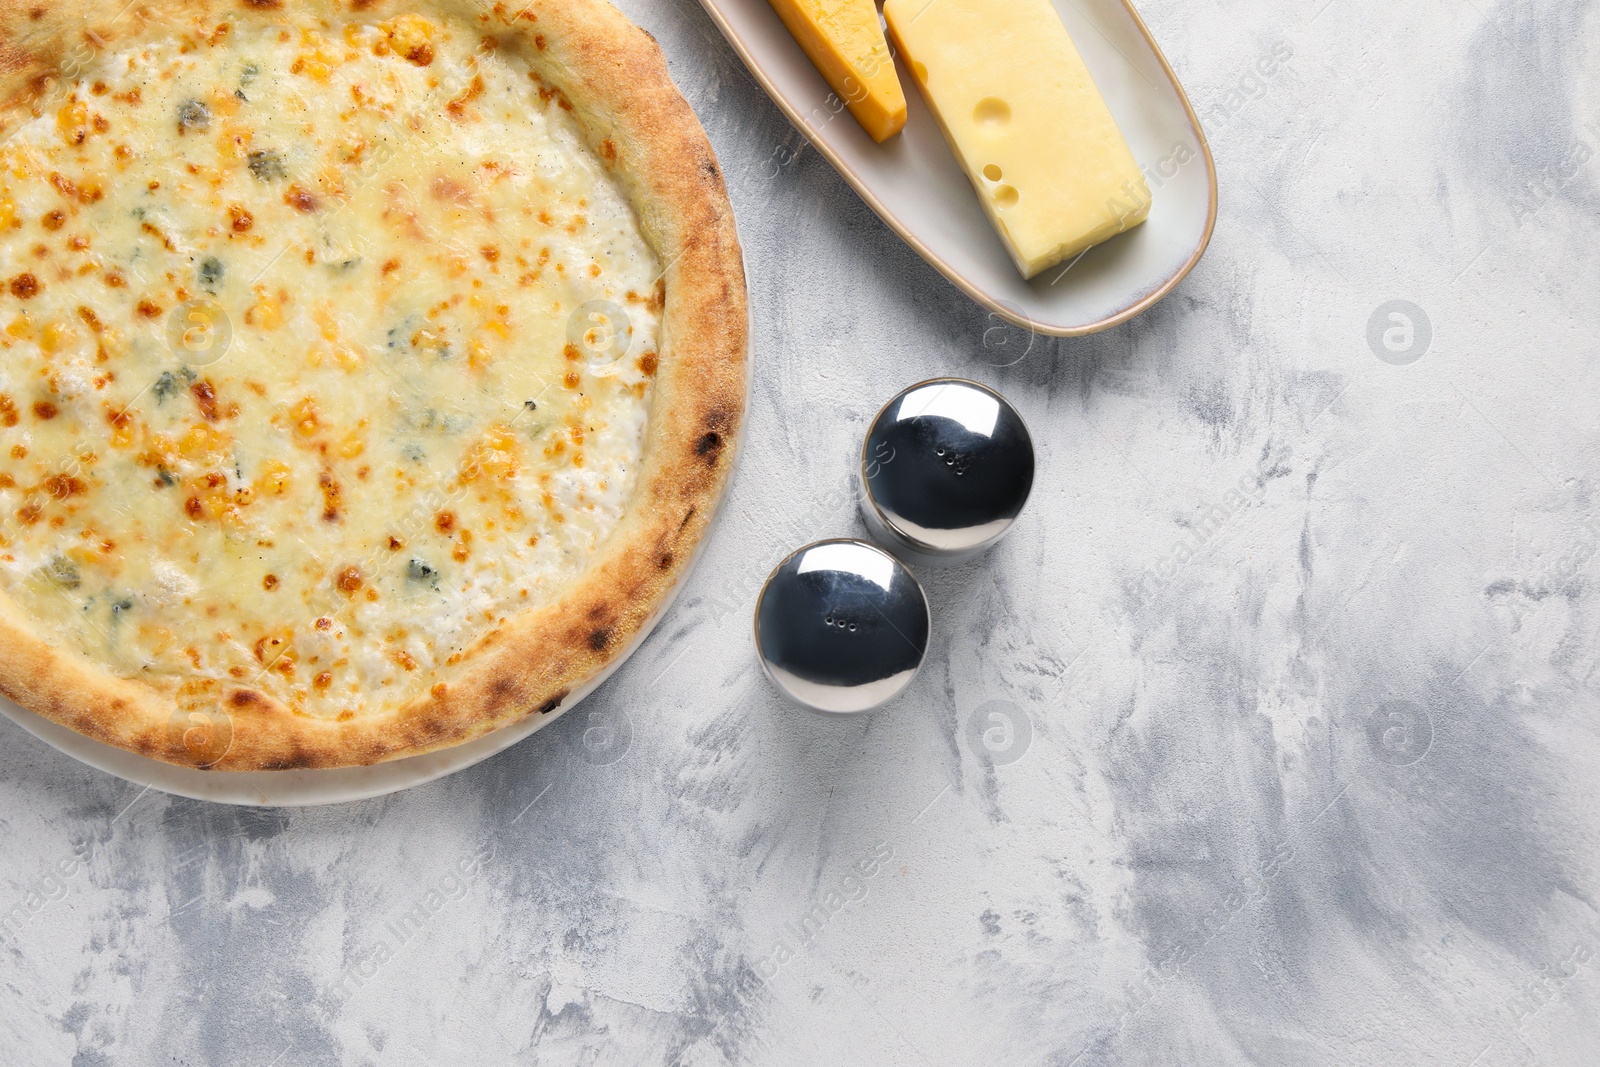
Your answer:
191;380;219;421
284;185;319;213
335;566;363;594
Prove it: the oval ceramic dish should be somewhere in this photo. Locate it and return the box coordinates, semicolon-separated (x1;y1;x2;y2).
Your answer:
700;0;1217;335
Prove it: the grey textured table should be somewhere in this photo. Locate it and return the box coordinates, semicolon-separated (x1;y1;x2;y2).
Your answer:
4;0;1599;1063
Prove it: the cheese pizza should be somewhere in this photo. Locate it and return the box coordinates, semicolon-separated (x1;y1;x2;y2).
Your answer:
0;0;746;769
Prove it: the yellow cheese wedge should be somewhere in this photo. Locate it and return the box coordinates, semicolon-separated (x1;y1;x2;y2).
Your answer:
884;0;1152;278
768;0;907;142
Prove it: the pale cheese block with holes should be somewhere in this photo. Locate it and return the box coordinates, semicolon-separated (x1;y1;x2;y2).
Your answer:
883;0;1152;278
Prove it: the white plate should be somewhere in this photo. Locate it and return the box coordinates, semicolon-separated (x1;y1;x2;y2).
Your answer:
701;0;1217;335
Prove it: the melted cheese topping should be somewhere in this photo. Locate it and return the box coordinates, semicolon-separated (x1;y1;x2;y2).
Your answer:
0;14;661;719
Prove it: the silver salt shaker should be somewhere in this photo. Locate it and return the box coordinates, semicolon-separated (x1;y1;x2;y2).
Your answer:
858;378;1035;564
753;539;930;714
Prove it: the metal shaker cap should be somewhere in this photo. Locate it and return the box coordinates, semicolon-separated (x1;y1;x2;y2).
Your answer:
859;378;1034;563
753;539;930;714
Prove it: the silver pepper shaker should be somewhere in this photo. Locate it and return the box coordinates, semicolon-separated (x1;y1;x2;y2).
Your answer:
753;539;931;714
858;378;1035;564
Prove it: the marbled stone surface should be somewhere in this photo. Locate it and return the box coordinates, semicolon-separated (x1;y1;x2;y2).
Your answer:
4;0;1599;1063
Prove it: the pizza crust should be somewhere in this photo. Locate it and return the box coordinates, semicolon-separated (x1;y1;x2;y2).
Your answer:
0;0;746;769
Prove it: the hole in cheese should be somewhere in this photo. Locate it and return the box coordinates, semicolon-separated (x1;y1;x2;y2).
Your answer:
993;184;1018;208
973;97;1010;128
982;163;1002;181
